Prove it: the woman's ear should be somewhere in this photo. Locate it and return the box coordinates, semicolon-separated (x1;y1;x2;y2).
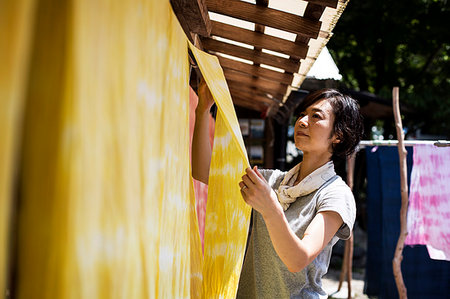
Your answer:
332;132;342;144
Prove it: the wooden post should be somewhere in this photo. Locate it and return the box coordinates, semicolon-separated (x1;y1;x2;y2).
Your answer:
346;153;356;299
337;243;348;291
346;234;354;299
392;87;408;299
337;152;356;298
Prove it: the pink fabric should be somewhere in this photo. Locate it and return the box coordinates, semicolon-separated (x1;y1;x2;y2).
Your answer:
405;144;450;261
189;87;215;252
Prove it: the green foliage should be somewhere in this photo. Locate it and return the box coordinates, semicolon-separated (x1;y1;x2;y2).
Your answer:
328;0;450;137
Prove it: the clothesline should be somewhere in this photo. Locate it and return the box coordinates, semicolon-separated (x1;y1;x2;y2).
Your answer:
359;140;450;148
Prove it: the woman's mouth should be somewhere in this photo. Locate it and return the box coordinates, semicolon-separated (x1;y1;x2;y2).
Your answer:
296;131;308;137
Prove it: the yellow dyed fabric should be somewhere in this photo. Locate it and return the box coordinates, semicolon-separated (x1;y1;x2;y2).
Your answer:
3;0;251;297
189;43;252;298
16;1;191;298
0;0;36;295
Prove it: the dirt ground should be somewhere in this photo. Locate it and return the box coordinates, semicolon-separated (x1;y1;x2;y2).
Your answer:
322;267;369;299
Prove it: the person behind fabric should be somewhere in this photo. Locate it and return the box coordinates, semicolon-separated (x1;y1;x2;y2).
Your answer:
192;83;364;299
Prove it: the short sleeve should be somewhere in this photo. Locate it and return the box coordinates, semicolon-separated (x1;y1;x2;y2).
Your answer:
316;178;356;240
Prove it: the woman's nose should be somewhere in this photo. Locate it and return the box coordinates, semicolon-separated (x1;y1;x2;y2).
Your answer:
298;115;308;127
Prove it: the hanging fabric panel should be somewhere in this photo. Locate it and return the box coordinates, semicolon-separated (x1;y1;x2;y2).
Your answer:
16;0;191;298
405;144;450;261
189;42;252;298
0;0;36;295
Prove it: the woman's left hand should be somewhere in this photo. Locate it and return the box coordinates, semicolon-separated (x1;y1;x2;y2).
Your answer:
239;166;283;218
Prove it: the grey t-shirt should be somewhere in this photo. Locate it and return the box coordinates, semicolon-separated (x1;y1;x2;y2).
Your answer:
236;168;356;299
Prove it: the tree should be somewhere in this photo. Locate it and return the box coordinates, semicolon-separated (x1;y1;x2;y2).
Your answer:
328;0;450;138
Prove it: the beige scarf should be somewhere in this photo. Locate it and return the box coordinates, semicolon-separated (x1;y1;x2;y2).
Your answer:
276;161;336;211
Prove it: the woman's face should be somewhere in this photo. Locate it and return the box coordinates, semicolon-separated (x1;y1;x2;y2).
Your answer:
294;98;338;156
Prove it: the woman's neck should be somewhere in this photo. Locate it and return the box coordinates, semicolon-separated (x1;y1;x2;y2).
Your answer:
295;152;332;184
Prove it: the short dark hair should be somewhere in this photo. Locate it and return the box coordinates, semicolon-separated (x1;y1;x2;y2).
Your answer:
297;89;364;159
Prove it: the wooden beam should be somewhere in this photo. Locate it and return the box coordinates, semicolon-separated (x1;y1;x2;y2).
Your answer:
223;69;288;95
202;38;300;73
231;94;267;110
170;0;211;37
229;87;275;105
228;81;277;97
304;3;326;23
305;0;339;9
292;2;325;71
227;80;285;101
211;21;308;59
254;0;268;69
217;56;293;85
255;0;269;6
205;0;321;39
295;2;325;45
232;95;269;112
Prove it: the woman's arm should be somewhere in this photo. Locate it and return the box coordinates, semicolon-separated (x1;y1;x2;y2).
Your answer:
239;167;343;273
264;209;343;273
192;79;215;184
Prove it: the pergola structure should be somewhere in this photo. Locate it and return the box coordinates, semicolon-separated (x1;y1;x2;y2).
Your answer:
171;0;349;116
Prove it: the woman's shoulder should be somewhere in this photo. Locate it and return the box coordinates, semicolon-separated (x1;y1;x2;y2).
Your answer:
315;175;355;207
321;175;352;194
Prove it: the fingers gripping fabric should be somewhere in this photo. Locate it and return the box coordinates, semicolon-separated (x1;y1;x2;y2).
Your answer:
189;42;252;298
16;1;191;298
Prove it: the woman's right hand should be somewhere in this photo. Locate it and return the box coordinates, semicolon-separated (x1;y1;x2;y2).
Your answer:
197;78;215;114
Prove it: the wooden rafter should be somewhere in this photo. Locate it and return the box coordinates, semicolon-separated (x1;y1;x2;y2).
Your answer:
253;0;268;72
227;81;285;102
202;38;300;73
305;0;339;9
304;3;326;23
224;69;288;96
232;96;270;111
256;0;269;6
172;0;347;112
210;21;308;60
229;87;275;106
170;0;211;41
217;56;293;85
205;0;321;39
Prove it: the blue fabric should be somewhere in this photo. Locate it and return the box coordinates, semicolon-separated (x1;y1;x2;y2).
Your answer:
364;146;450;299
364;146;382;295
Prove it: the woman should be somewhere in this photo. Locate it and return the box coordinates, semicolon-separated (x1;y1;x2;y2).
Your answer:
192;82;364;299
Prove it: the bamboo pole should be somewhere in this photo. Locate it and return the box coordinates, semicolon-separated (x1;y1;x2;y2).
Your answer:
359;140;450;147
392;87;408;299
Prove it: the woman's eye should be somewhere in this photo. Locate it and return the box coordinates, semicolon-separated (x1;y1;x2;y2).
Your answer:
312;114;320;119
